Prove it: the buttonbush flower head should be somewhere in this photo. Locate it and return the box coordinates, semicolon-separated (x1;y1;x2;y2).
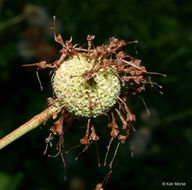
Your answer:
0;16;165;187
53;54;121;118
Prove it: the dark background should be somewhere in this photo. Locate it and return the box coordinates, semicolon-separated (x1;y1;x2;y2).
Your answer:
0;0;192;189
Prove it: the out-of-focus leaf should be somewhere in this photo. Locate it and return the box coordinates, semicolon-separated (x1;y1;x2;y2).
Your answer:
0;171;24;190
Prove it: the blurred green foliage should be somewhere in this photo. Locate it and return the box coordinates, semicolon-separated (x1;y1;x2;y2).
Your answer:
0;0;192;189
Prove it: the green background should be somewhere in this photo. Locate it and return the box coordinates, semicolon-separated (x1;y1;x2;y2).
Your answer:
0;0;192;189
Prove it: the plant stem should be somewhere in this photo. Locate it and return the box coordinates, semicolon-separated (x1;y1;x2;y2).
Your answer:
0;104;60;150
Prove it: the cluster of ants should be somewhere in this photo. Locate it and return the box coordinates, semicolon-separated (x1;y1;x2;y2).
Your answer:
23;16;165;189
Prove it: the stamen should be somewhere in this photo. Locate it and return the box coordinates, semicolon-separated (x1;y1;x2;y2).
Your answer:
65;144;81;154
139;96;150;116
115;108;127;129
102;170;112;189
43;133;54;155
104;137;114;166
60;152;67;181
36;70;43;91
75;144;91;160
95;142;101;167
80;119;91;145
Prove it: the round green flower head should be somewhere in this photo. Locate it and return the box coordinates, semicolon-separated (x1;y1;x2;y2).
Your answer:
53;55;121;118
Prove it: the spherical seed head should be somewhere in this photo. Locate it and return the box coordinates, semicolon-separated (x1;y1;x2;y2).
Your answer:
53;55;121;118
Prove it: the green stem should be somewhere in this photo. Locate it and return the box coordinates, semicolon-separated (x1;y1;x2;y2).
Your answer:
0;104;60;150
0;14;24;32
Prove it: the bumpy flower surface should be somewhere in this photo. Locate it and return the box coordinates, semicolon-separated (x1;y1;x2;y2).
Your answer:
53;55;121;118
